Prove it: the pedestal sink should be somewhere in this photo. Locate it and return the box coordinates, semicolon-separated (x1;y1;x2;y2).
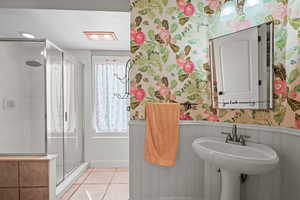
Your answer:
192;137;279;200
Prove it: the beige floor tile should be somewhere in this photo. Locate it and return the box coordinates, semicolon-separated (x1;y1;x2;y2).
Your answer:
75;171;91;184
87;168;94;172
111;172;129;184
69;184;107;200
84;171;114;184
103;184;129;200
59;184;80;200
93;168;116;172
116;168;129;172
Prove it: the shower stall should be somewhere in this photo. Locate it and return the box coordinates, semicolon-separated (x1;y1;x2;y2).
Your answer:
0;38;85;186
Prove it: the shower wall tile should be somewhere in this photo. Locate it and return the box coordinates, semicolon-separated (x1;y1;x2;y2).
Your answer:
0;188;19;200
0;161;19;187
0;156;56;200
20;161;49;187
20;187;48;200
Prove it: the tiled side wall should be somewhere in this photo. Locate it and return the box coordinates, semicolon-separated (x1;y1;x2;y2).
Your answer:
129;121;300;200
0;160;50;200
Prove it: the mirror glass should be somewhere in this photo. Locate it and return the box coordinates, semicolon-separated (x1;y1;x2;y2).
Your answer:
209;22;273;109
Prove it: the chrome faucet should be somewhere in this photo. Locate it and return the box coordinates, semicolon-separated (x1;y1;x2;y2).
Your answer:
232;124;238;142
221;124;250;146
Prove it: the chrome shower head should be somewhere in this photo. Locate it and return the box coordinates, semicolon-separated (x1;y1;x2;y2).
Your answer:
25;60;42;67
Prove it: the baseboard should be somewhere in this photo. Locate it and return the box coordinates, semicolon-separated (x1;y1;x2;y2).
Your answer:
56;162;89;198
90;160;129;168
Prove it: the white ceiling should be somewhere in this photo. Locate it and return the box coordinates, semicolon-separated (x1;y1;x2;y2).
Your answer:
0;9;130;50
0;0;130;12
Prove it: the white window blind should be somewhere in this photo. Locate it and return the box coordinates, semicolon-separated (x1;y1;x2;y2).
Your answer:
94;56;129;133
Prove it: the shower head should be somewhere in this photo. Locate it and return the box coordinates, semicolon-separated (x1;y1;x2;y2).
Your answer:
25;60;42;67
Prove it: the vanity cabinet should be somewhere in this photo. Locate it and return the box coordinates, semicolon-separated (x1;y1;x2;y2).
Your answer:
0;156;56;200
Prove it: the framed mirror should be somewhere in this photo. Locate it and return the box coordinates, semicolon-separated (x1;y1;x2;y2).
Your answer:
209;22;274;109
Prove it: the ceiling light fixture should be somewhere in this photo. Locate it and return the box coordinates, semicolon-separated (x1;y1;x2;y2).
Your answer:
83;32;118;41
20;32;35;39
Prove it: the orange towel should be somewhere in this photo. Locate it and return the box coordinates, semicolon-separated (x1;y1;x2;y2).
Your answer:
144;103;180;166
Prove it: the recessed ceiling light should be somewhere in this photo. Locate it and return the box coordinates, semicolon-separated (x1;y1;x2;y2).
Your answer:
83;32;117;41
89;34;99;40
20;32;35;39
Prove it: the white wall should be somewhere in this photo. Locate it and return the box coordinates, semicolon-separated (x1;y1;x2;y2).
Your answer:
130;120;300;200
0;41;46;154
0;0;130;12
67;49;130;168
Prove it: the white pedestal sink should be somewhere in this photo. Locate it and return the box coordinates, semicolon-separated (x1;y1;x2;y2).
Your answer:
192;137;279;200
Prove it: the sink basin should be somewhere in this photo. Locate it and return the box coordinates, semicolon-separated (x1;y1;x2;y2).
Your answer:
192;137;279;175
192;137;279;200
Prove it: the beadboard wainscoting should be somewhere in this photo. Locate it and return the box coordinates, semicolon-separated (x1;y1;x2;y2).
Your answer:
129;120;300;200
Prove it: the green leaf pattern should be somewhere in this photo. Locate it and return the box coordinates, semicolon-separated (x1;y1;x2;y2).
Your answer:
130;0;300;129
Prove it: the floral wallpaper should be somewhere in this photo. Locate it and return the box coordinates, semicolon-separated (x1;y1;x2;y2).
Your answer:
130;0;300;129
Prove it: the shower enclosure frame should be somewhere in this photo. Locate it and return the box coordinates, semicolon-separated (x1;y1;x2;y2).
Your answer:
0;38;84;185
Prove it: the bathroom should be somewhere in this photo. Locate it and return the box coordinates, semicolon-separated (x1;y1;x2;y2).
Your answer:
0;0;300;199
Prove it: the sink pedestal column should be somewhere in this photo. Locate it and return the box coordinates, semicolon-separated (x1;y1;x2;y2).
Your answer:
220;169;240;200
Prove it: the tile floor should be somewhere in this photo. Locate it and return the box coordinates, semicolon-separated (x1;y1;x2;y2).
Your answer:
59;168;129;200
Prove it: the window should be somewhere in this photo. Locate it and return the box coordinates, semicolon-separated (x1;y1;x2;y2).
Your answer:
94;56;129;133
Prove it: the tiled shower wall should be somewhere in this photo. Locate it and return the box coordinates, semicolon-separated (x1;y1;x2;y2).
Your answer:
129;121;300;200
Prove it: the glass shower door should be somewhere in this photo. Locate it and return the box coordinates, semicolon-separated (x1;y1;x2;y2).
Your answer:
46;43;64;184
63;56;84;176
0;39;46;155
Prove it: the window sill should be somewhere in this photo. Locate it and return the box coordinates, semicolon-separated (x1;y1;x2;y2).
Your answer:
93;132;128;139
92;135;129;139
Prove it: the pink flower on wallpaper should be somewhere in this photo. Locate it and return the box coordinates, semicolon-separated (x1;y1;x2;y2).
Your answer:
183;60;195;74
207;114;219;122
184;3;196;17
295;119;300;129
130;83;138;95
170;95;176;100
176;57;186;68
155;24;161;30
177;0;186;12
274;80;287;94
289;91;297;99
180;113;193;120
231;20;251;31
159;86;171;97
131;29;137;40
131;83;146;101
159;29;171;41
208;0;220;11
134;32;146;45
134;88;146;101
271;3;288;20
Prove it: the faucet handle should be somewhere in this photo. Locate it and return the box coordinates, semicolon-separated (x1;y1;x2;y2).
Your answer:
221;132;232;143
239;135;250;146
221;132;231;136
240;135;251;139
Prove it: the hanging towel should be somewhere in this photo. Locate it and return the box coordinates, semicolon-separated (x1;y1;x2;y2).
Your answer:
144;103;180;166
